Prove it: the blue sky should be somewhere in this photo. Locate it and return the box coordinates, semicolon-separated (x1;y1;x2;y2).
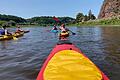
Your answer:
0;0;103;18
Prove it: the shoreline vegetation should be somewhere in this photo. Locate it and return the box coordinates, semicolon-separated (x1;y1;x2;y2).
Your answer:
75;16;120;26
0;13;120;27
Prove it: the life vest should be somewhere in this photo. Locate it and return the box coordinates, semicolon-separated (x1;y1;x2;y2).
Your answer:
59;31;69;37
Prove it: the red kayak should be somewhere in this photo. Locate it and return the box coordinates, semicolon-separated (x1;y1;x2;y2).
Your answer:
37;40;109;80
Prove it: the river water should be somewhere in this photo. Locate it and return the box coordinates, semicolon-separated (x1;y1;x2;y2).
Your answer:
0;26;120;80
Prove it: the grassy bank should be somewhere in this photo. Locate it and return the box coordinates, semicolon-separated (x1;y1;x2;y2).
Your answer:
76;17;120;26
0;21;7;26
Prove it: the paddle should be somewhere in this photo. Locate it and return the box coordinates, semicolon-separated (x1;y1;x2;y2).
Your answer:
68;29;76;35
53;16;60;22
12;36;18;40
71;31;76;35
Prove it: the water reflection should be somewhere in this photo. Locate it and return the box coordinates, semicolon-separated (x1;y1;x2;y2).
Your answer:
101;27;120;80
0;41;8;49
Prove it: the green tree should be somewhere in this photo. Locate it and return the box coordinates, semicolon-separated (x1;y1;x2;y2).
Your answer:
76;13;84;22
84;15;89;21
91;14;96;20
28;16;75;26
0;14;26;23
88;10;96;20
88;10;92;20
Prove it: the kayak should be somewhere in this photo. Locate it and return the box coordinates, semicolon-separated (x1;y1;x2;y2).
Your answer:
51;30;58;33
13;32;24;37
37;40;109;80
0;35;13;41
0;32;24;41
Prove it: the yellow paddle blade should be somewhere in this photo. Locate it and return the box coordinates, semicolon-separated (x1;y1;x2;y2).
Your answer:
13;36;18;40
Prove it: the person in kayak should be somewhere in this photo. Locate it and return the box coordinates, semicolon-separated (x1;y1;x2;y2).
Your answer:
51;25;58;33
16;25;23;33
59;24;76;40
59;24;69;40
0;29;5;35
52;25;58;30
0;26;12;35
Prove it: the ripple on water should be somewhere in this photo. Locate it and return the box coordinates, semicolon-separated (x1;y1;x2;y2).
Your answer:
0;27;120;80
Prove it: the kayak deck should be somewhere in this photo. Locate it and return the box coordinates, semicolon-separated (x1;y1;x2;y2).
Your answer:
51;30;58;33
37;41;109;80
0;35;13;41
44;50;102;80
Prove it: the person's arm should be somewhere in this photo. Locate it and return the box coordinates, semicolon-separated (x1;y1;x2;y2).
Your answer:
59;26;62;30
52;27;55;30
5;29;8;35
66;28;70;31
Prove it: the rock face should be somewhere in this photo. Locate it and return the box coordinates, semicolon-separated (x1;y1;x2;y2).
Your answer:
98;0;120;19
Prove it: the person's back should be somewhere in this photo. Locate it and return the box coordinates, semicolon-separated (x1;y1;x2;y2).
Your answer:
54;27;57;30
52;25;58;30
2;26;12;35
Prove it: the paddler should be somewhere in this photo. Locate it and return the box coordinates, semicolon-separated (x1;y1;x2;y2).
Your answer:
0;28;5;35
59;24;69;40
16;25;23;33
59;23;76;40
0;25;12;35
51;25;58;33
52;25;58;30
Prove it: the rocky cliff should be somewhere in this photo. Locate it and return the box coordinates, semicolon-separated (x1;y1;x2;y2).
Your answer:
98;0;120;19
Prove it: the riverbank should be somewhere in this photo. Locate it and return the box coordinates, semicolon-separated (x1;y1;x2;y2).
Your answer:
1;17;120;28
75;17;120;27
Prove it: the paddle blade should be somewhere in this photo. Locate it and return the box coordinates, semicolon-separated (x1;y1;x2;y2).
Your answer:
13;36;18;40
72;33;76;35
53;16;60;22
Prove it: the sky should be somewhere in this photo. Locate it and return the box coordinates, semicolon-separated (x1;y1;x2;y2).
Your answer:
0;0;104;19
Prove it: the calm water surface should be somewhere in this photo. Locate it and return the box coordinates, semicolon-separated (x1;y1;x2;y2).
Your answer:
0;26;120;80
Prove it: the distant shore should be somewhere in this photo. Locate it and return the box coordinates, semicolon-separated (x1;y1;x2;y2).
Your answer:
1;17;120;27
72;24;120;27
74;17;120;27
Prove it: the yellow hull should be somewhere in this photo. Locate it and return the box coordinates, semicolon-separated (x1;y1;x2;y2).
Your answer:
0;32;24;41
0;35;13;41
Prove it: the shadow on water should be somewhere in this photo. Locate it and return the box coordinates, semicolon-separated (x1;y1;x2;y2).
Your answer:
0;26;120;80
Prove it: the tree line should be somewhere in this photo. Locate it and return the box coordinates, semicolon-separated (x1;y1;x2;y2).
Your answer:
76;10;96;23
27;16;75;26
0;10;96;26
0;14;26;23
0;14;26;27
